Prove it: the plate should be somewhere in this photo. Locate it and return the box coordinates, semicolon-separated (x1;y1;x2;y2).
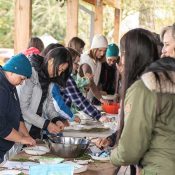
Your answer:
102;95;116;100
0;169;21;175
39;157;64;164
90;155;110;161
64;161;88;174
23;146;50;155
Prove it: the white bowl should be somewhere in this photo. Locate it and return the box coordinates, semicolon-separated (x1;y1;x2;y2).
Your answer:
102;94;116;100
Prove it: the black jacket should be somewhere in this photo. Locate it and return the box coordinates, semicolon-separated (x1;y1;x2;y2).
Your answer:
0;68;24;161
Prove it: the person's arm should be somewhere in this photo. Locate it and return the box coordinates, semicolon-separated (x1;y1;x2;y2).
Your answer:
5;128;35;145
107;131;118;147
18;121;30;137
110;81;157;166
81;64;102;102
17;70;46;129
43;84;67;123
0;87;35;146
52;83;74;121
65;76;102;120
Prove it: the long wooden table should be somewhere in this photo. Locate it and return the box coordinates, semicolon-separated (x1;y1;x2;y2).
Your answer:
5;151;117;175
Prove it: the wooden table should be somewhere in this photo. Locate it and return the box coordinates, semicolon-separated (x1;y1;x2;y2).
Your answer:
5;151;117;175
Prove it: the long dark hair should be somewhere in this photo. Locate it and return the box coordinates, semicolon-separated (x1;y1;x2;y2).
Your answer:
41;43;64;57
44;47;72;87
118;28;160;140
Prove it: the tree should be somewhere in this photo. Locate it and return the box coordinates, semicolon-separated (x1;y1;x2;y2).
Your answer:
121;0;175;33
0;0;14;48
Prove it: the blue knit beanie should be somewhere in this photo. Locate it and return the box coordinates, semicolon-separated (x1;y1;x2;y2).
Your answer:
106;43;119;58
2;53;32;78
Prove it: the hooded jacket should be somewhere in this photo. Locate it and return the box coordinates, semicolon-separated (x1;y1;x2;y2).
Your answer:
110;58;175;175
17;54;65;132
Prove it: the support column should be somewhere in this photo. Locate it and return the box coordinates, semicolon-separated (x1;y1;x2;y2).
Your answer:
14;0;32;54
94;0;103;35
113;8;120;44
65;0;79;45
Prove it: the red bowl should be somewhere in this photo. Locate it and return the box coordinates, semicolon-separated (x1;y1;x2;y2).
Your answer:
102;103;120;114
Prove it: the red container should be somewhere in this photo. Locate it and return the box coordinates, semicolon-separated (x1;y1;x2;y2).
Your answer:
102;103;120;114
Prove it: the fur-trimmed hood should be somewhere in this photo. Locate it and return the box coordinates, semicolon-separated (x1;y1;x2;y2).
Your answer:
141;71;175;94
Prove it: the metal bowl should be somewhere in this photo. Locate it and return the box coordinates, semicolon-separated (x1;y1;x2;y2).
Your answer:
48;136;90;158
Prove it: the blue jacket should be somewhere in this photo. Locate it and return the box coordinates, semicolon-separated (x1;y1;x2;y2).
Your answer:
52;83;74;121
0;68;24;161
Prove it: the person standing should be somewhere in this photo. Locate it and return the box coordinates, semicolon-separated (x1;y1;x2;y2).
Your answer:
99;43;120;95
17;47;72;139
0;53;36;163
68;37;85;54
79;34;108;104
110;28;175;175
161;23;175;58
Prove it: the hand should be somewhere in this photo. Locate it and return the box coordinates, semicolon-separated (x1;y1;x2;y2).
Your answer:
56;121;64;131
99;115;111;123
20;136;36;146
74;116;81;123
63;120;70;127
116;62;124;74
47;122;63;134
100;98;109;104
93;137;111;149
85;73;94;80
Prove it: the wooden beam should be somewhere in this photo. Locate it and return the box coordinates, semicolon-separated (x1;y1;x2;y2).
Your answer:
94;0;103;35
83;0;96;5
14;0;32;54
83;0;121;8
113;8;120;44
65;0;79;45
103;0;120;8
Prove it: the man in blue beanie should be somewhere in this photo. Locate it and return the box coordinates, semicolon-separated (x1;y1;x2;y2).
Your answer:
0;53;36;163
99;43;120;95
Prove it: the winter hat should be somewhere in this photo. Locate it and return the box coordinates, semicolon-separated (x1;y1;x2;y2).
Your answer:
91;34;108;49
23;47;40;56
2;53;32;78
106;43;119;58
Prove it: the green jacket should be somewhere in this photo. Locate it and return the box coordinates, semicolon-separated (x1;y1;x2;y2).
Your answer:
110;71;175;175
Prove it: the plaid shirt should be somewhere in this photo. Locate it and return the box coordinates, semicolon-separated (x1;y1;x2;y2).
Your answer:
60;76;101;120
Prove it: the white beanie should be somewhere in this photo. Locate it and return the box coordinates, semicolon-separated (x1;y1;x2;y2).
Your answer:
90;34;108;49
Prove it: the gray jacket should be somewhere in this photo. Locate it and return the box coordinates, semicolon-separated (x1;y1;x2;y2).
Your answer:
17;68;61;131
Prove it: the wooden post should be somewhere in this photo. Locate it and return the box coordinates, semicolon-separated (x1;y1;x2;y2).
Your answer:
94;0;103;35
14;0;32;54
113;8;120;44
65;0;79;45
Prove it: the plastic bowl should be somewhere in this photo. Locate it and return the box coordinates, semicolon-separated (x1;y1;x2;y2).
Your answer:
102;103;120;114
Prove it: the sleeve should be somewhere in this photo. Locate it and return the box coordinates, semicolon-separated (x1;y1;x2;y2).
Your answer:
14;89;24;122
17;72;46;129
0;87;13;138
42;84;67;122
65;77;102;120
110;81;157;166
52;83;74;121
107;131;118;147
